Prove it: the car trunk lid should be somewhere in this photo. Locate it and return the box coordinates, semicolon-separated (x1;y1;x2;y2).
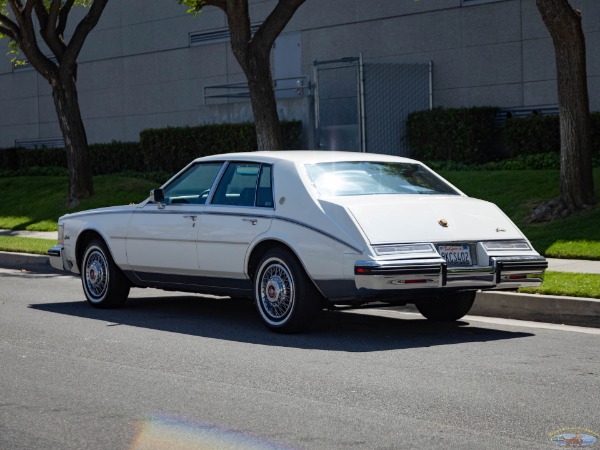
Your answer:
329;195;523;244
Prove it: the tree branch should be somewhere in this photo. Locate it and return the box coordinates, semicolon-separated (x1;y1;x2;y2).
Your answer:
23;0;34;14
62;0;108;74
204;0;227;10
7;0;24;12
253;0;305;50
57;0;75;37
33;0;66;60
32;0;48;32
0;12;20;40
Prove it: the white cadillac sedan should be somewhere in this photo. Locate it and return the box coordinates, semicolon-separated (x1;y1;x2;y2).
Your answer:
49;151;547;332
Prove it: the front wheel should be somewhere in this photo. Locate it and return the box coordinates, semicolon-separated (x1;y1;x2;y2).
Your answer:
415;291;476;321
81;239;130;308
254;248;322;333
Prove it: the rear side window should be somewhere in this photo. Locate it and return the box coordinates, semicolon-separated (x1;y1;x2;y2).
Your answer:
211;163;273;207
256;165;273;207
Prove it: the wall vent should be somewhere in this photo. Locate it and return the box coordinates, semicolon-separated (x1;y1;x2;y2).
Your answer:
190;23;262;46
15;137;65;149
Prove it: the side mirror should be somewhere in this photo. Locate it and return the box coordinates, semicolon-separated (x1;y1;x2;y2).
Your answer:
149;189;165;209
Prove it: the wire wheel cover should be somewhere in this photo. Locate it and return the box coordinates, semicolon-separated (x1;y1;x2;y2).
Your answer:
259;262;294;320
85;249;109;300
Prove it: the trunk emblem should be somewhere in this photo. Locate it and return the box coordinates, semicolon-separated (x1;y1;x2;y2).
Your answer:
438;219;449;228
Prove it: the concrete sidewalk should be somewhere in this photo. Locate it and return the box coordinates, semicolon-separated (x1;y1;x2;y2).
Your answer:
0;229;58;240
1;230;599;328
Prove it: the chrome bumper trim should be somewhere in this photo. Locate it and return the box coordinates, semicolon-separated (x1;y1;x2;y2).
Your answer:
355;255;547;291
48;245;66;271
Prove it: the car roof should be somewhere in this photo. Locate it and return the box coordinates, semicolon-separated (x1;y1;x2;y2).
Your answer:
193;150;421;165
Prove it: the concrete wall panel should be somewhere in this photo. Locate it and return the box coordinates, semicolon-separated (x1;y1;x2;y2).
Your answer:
37;95;57;124
0;124;39;147
461;0;521;46
523;80;558;108
460;42;522;86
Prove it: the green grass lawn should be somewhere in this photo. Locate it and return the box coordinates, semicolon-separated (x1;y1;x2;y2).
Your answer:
518;271;600;299
0;235;56;255
0;175;157;231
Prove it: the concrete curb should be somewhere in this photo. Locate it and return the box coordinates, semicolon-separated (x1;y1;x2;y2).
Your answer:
1;250;598;329
472;291;600;329
0;251;51;270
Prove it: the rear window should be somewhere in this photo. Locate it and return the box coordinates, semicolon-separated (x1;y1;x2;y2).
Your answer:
305;161;460;197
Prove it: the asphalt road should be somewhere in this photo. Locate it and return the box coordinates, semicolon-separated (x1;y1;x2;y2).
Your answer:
1;268;598;450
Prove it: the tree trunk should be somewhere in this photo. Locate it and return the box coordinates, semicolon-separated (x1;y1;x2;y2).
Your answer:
51;75;93;206
537;0;595;215
246;53;283;150
217;0;305;151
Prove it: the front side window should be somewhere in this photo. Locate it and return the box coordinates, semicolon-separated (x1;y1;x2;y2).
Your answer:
163;162;223;205
305;161;460;197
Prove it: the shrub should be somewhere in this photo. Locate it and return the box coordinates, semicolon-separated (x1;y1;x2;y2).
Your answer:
89;142;145;175
0;120;303;176
407;107;500;164
504;115;560;156
505;112;600;158
140;121;303;173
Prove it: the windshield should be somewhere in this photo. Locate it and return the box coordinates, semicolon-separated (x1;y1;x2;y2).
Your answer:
305;161;460;197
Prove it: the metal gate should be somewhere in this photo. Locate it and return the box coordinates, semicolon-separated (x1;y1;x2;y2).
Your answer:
314;57;364;152
314;56;432;156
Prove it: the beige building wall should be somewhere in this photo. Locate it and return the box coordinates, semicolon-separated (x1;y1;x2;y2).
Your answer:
0;0;599;148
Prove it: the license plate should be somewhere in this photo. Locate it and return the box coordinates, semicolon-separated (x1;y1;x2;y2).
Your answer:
438;245;473;266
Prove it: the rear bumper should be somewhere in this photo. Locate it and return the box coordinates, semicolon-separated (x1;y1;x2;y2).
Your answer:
355;255;547;292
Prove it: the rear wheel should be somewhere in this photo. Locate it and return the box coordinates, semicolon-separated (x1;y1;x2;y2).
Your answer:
415;291;476;321
254;248;322;333
81;239;130;308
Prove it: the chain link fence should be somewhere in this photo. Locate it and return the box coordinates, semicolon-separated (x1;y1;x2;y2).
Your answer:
314;57;431;156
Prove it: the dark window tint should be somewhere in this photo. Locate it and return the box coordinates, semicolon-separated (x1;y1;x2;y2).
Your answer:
212;163;261;206
163;163;223;205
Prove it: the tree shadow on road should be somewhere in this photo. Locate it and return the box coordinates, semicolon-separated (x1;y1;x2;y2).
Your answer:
29;291;534;352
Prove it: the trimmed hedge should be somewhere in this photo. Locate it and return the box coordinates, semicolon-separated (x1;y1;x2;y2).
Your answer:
90;142;145;174
505;112;600;157
407;107;500;164
504;115;560;156
140;121;302;172
0;142;144;175
0;121;303;176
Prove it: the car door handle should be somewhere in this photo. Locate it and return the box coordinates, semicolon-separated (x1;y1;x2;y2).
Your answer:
183;215;197;222
242;218;257;225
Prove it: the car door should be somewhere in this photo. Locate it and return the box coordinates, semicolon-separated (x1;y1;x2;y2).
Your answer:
197;162;274;281
126;162;224;282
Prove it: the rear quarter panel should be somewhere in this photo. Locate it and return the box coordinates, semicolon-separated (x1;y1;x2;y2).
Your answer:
266;159;367;283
